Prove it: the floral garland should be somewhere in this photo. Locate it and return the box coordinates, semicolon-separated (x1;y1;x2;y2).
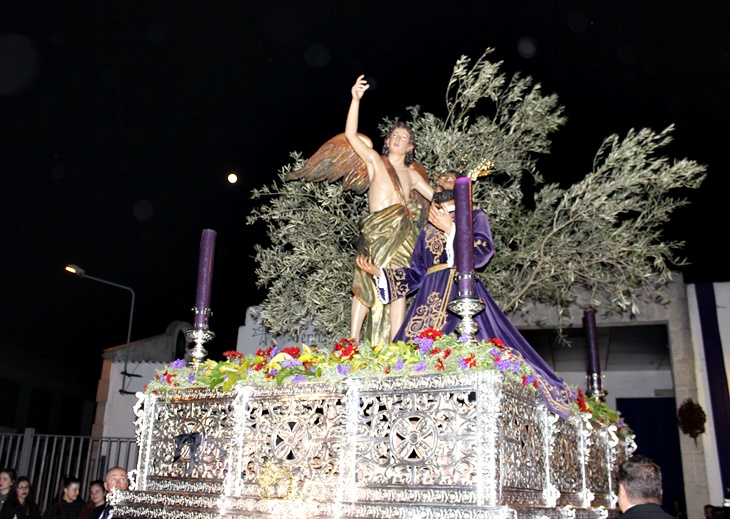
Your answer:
146;329;632;437
676;398;706;440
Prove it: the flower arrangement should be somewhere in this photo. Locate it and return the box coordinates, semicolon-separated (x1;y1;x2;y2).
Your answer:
148;330;537;393
676;398;706;440
146;329;631;435
574;387;633;438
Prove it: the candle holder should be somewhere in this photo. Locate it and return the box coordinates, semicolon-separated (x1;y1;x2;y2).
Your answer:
186;307;215;362
447;297;485;342
585;372;607;401
448;273;485;342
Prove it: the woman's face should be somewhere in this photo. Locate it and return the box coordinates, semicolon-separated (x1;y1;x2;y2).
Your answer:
63;483;80;503
0;472;13;493
16;481;30;503
89;484;106;507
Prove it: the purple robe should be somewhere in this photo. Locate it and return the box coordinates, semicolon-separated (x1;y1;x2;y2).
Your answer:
378;208;574;419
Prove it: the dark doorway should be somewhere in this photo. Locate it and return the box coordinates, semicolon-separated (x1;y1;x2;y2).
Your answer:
617;397;685;516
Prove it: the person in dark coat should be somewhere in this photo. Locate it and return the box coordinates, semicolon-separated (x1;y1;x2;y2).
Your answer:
42;476;84;519
90;467;128;519
617;455;675;518
0;476;42;519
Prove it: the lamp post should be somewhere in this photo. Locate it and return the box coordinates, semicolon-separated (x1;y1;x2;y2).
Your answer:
65;264;138;395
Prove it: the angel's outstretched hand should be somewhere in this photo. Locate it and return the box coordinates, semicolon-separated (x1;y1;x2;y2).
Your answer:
351;75;370;101
356;254;382;276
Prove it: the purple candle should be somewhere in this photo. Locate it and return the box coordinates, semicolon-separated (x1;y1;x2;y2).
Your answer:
194;229;216;329
454;177;475;297
584;308;600;376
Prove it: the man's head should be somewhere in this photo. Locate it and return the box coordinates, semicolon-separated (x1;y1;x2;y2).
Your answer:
432;170;465;204
104;467;129;492
704;504;714;519
382;122;415;165
617;455;663;512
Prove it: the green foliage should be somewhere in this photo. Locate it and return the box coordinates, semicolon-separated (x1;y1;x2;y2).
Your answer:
248;48;706;340
247;154;366;338
492;125;705;318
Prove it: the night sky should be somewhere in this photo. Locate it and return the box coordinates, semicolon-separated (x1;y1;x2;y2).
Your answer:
3;2;729;397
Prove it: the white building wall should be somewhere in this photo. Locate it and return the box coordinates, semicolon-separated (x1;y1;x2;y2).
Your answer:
102;361;166;438
687;283;729;505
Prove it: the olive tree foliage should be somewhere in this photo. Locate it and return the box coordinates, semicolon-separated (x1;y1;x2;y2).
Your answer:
248;48;706;340
489;125;705;322
248;165;366;338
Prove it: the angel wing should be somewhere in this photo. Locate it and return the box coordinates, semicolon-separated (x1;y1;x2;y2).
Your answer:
286;133;373;194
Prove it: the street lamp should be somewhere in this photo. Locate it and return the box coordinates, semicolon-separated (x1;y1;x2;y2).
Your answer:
65;264;139;395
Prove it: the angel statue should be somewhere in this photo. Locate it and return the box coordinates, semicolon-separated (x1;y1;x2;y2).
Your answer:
287;75;433;346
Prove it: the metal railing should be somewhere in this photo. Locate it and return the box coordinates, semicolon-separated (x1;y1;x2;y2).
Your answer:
0;429;138;509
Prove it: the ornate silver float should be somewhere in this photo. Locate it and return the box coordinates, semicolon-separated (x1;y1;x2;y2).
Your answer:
117;369;633;519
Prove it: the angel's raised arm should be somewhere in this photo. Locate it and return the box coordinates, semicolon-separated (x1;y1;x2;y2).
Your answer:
345;75;379;171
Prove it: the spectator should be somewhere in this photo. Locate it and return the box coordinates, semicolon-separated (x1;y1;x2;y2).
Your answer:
42;476;84;519
77;481;105;519
705;505;715;519
0;469;16;509
672;498;687;519
617;455;674;518
0;476;42;519
90;468;128;519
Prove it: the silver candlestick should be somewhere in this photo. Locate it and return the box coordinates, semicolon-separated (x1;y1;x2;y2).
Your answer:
447;296;485;343
186;307;214;362
586;372;608;401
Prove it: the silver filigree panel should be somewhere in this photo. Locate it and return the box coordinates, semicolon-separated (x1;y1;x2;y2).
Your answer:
500;387;546;493
552;417;586;507
235;388;346;489
140;392;237;488
355;382;479;489
586;429;609;495
586;428;612;507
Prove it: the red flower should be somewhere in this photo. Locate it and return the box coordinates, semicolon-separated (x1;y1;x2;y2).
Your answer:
334;337;359;360
443;348;452;360
435;358;445;371
576;388;588;413
384;365;391;374
489;337;506;349
165;372;176;384
252;362;265;371
256;347;274;359
282;346;301;358
340;345;358;360
429;347;441;355
419;328;443;340
463;353;477;369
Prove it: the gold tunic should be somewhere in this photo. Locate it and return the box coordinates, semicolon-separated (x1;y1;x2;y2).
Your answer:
352;204;417;346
